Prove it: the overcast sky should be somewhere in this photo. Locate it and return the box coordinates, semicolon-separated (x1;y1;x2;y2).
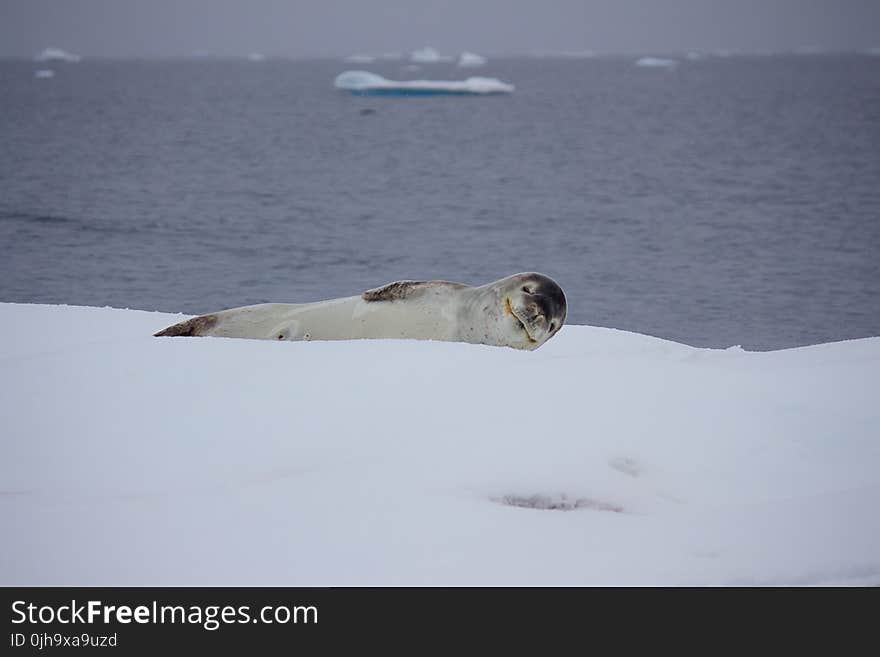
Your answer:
1;0;878;58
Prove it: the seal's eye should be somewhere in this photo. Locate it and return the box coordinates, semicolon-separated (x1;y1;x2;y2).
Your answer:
522;286;534;294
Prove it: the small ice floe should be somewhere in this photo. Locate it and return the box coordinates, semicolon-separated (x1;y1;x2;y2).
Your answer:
34;69;55;79
410;46;454;63
865;47;880;56
344;53;375;64
334;70;514;96
402;64;421;72
247;52;266;62
685;50;704;61
34;47;81;63
635;56;679;68
458;51;487;67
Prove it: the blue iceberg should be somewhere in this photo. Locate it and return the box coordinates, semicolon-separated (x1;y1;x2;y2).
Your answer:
334;70;514;96
635;56;679;68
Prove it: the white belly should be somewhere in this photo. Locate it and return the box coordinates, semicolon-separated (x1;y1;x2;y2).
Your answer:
208;295;460;342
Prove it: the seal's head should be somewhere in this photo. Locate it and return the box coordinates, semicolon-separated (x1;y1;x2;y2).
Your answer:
495;272;567;350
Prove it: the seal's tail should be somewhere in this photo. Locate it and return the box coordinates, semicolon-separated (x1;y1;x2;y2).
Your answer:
154;314;218;337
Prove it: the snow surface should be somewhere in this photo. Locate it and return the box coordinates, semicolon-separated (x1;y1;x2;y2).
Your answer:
334;70;514;96
2;303;878;586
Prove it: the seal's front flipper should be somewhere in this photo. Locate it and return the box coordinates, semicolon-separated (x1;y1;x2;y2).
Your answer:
362;280;466;302
154;314;219;337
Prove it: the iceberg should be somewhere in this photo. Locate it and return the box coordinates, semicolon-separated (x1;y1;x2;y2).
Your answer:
2;302;879;585
34;69;55;79
410;46;454;63
34;47;81;63
635;56;679;68
334;70;514;96
458;51;488;67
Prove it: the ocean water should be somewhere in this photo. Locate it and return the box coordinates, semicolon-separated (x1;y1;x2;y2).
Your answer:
1;56;878;349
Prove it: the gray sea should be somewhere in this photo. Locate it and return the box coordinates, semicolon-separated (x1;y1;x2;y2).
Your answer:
1;55;878;349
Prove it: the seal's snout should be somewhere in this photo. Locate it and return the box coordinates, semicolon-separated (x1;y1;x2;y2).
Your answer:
534;281;567;325
534;294;563;333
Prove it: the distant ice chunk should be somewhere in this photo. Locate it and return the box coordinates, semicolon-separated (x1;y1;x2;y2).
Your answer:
635;56;679;68
34;69;55;79
866;47;880;56
402;64;421;72
410;46;454;63
344;54;375;64
35;47;81;63
458;51;487;67
247;52;266;62
685;51;704;61
334;70;514;96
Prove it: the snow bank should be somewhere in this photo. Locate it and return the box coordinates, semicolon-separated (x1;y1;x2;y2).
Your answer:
334;70;514;96
635;56;679;68
1;303;878;585
35;47;81;63
458;51;488;67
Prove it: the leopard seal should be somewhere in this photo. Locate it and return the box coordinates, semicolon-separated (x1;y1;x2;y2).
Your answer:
154;272;566;350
